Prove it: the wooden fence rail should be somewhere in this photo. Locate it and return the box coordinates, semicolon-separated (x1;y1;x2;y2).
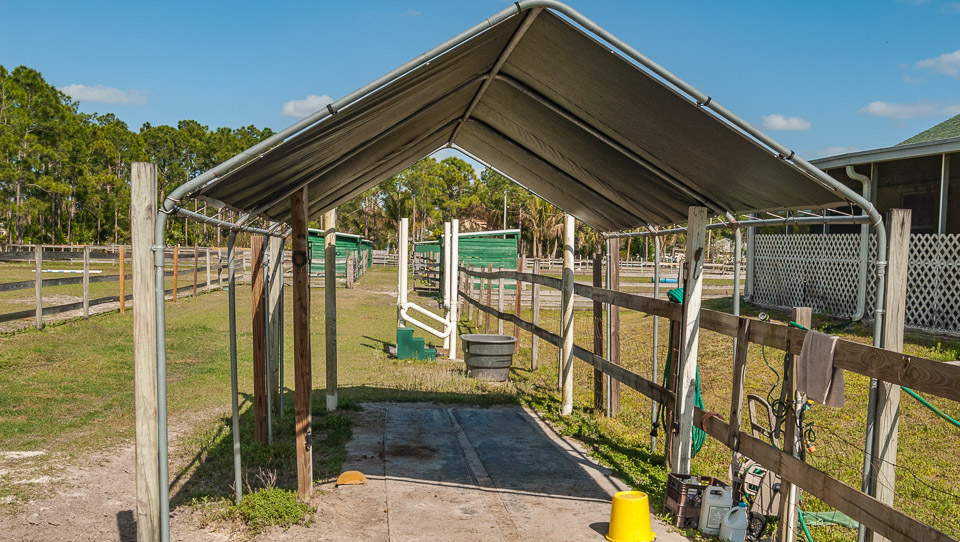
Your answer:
0;245;240;329
458;264;960;542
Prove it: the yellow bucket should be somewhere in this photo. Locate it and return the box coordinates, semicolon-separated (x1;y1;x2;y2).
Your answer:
605;491;655;542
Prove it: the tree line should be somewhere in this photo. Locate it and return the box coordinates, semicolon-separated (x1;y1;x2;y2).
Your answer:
1;64;696;260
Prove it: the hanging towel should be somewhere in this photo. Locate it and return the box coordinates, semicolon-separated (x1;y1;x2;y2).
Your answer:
797;330;843;407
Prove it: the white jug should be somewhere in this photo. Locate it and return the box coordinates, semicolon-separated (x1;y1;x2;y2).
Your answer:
719;502;749;542
697;484;732;536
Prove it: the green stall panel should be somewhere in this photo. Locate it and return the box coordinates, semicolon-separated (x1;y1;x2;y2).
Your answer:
307;230;371;275
442;229;520;290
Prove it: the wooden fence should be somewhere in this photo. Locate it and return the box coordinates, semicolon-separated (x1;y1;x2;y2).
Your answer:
0;244;240;330
458;264;960;542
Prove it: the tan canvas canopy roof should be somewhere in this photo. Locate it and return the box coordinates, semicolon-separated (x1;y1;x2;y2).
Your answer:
197;5;846;231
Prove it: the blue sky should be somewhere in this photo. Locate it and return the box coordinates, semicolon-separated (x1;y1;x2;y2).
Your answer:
3;0;959;162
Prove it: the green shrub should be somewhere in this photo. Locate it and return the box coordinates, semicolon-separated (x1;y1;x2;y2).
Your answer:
233;488;312;533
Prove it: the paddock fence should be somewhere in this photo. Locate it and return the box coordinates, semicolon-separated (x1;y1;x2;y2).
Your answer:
0;244;240;331
457;263;960;542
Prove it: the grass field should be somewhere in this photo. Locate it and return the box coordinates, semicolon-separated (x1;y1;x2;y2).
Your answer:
1;266;957;540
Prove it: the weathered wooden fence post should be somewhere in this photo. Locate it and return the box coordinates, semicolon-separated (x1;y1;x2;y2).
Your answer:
218;247;225;289
868;208;911;542
671;206;707;474
82;246;90;319
205;247;211;292
267;237;284;411
513;256;523;340
609;238;621;417
497;268;505;335
485;264;493;333
290;187;313;499
561;214;575;416
34;245;43;330
324;209;338;412
531;258;540;370
251;235;267;444
192;245;199;297
777;306;811;542
119;245;126;314
131;162;159;540
346;255;355;289
593;251;604;412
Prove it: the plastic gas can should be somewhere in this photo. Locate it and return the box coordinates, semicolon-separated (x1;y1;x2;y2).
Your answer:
719;502;749;542
697;484;733;535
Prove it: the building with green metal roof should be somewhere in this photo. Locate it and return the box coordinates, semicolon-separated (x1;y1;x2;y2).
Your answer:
812;115;960;234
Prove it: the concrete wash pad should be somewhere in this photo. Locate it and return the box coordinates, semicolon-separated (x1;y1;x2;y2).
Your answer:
306;403;686;541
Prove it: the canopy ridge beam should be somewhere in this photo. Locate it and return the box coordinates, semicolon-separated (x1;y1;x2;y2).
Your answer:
448;7;542;145
491;73;730;218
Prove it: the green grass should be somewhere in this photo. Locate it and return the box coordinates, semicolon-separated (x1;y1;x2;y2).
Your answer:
2;266;958;541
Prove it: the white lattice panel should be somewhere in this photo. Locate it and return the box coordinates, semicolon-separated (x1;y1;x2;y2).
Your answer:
752;233;862;317
867;234;960;335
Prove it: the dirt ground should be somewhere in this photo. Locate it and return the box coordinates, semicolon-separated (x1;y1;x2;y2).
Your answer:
0;403;687;541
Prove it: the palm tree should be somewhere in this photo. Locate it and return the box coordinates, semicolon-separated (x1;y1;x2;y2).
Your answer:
520;198;562;259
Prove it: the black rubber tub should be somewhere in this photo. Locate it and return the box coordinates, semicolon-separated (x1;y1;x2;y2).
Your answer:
460;334;517;381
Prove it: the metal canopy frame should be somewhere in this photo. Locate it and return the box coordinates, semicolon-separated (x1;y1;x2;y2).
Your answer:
143;3;896;540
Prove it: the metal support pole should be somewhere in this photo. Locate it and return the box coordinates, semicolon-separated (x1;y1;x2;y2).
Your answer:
449;219;460;360
561;214;575;416
443;222;452;351
227;232;242;504
651;232;661;449
324;209;338;412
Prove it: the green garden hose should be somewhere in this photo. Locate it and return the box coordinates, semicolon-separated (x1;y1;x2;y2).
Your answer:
655;288;706;456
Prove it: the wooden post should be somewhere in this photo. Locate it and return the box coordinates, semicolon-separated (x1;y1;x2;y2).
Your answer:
82;246;90;319
172;245;179;302
609;238;621;417
131;162;159;540
119;245;126;314
346;255;354;289
34;245;43;330
251;236;267;444
728;318;752;469
777;306;811;542
560;214;575;416
484;264;493;333
192;245;199;297
290;187;313;499
218;248;224;289
868;209;911;542
324;209;338;412
671;206;707;474
205;247;211;292
592;251;604;412
467;265;475;322
513;256;523;339
267;237;283;410
497;269;505;335
531;259;541;370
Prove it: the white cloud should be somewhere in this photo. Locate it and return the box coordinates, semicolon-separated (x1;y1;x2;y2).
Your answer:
942;1;960;13
761;114;811;131
859;100;947;119
59;84;147;105
281;94;333;119
809;146;860;159
944;104;960;116
915;49;960;76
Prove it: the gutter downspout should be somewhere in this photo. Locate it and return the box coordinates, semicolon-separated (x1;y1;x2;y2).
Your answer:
845;166;873;322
